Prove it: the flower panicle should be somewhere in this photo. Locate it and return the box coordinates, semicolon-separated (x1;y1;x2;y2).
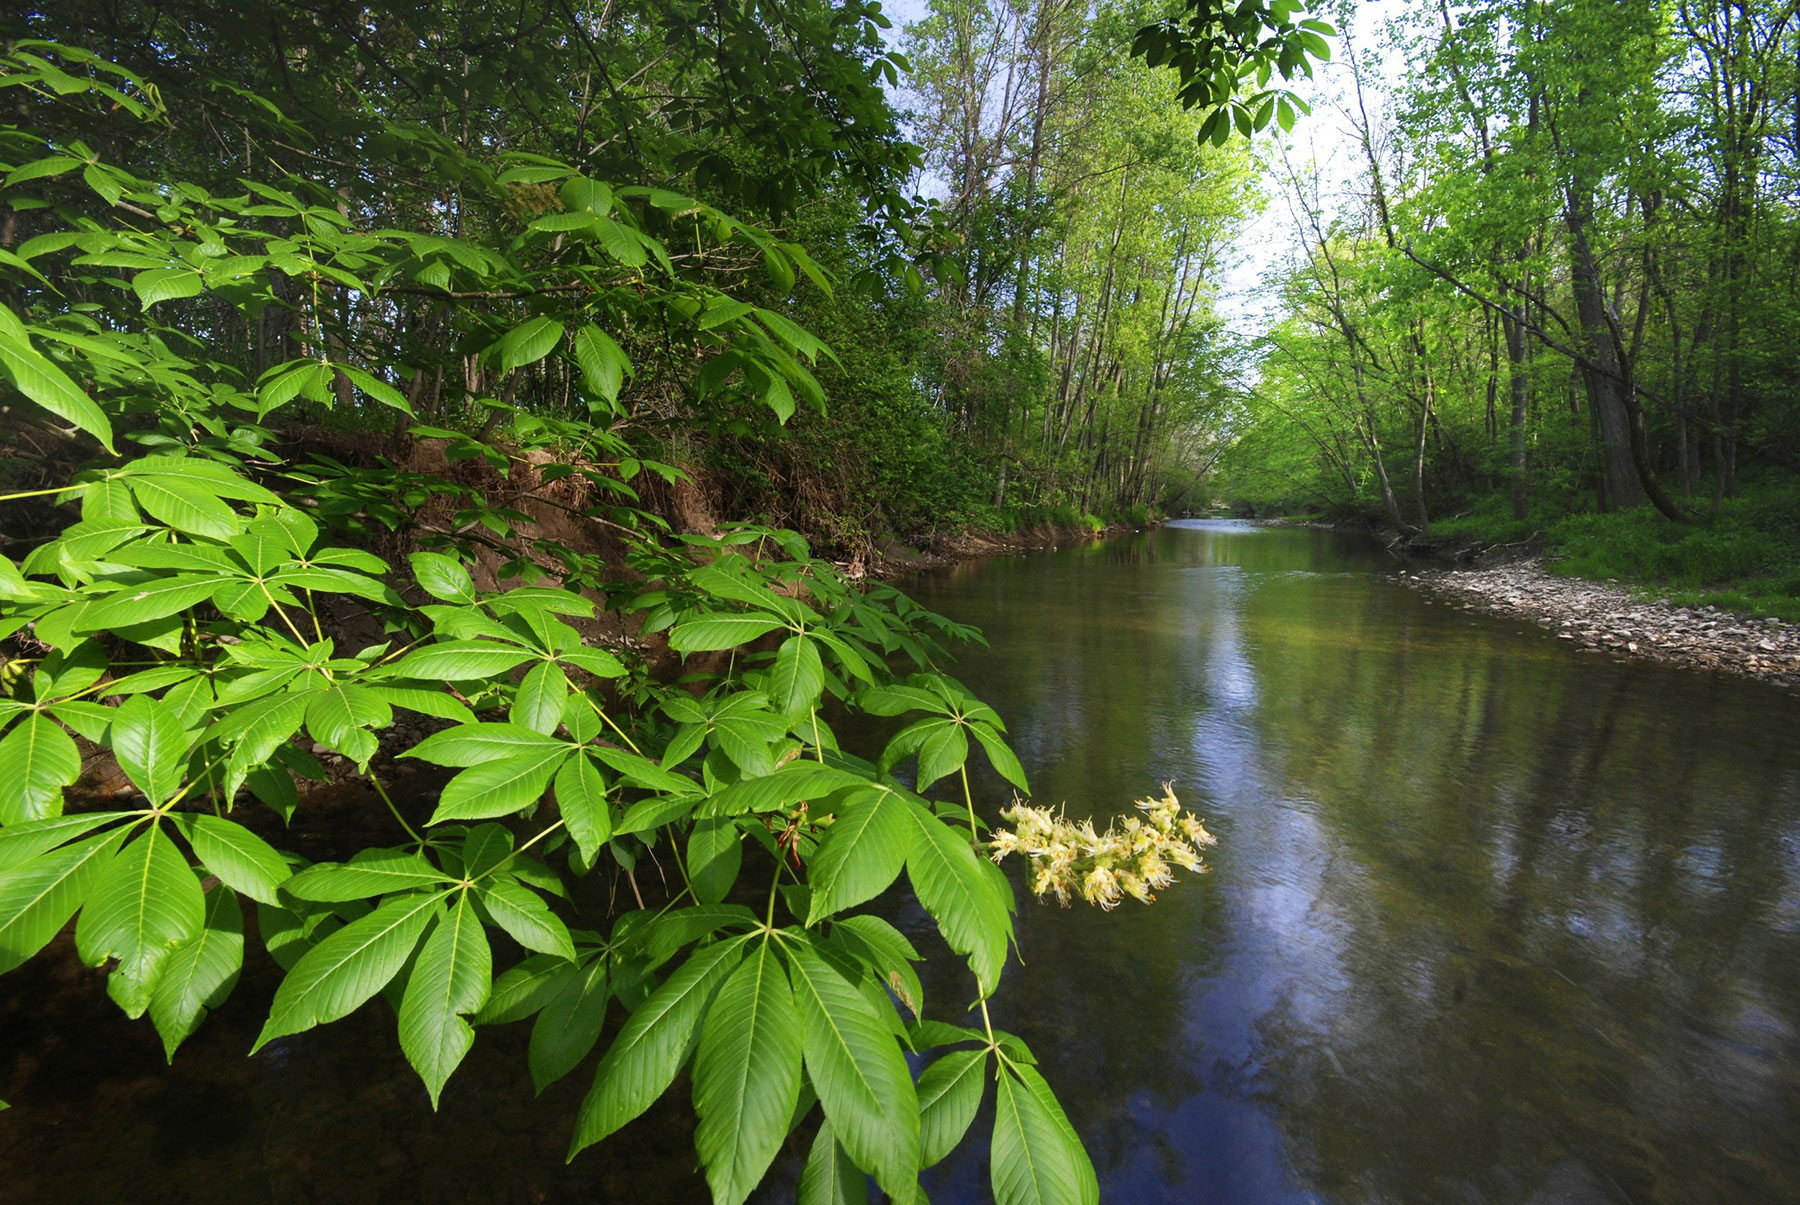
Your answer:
988;784;1218;909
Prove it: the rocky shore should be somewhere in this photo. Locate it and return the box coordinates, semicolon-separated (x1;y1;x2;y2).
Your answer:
1398;559;1800;690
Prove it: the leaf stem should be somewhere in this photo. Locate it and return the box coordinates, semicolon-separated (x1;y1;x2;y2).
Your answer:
367;767;425;847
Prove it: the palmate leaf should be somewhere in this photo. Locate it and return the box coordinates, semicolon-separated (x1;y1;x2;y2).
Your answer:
0;813;130;873
528;958;609;1093
76;575;220;632
1013;1061;1098;1205
770;634;824;717
514;661;569;735
282;848;455;902
0;711;81;824
478;877;575;962
430;746;570;823
669;613;787;653
693;940;802;1205
74;821;205;1017
568;935;748;1159
0;825;131;974
385;640;539;680
125;473;243;540
252;891;442;1052
807;788;910;923
398;892;492;1108
798;1117;868;1205
917;1049;987;1167
552;749;612;863
171;813;291;906
478;953;570;1026
148;883;244;1061
785;937;918;1202
404;721;566;767
0;305;114;451
109;694;189;806
687;816;742;906
991;1062;1096;1205
904;801;1011;998
969;722;1030;793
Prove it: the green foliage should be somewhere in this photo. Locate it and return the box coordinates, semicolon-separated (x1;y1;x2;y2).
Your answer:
0;44;1101;1201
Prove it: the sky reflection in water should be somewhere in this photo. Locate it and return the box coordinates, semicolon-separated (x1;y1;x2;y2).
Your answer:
905;520;1800;1203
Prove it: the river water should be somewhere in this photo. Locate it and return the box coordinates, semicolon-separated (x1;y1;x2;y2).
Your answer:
905;519;1800;1202
4;519;1798;1202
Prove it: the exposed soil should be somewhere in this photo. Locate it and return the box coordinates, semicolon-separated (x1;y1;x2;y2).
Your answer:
1398;557;1800;690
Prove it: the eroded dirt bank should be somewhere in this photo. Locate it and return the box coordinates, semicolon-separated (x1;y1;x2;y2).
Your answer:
1399;559;1800;690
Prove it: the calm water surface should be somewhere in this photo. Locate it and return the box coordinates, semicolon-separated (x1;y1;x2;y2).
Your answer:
907;520;1800;1203
4;520;1797;1202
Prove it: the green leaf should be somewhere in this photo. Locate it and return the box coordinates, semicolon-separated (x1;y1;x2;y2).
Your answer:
410;552;476;603
78;575;220;630
573;326;630;407
703;762;864;818
529;958;609;1092
404;721;566;767
0;712;80;824
282;848;455;902
0;826;130;974
386;641;538;680
770;634;824;717
0;306;114;451
831;915;922;1019
687;816;742;906
568;935;747;1158
477;953;569;1025
807;789;909;923
132;267;204;308
497;316;564;373
799;1117;868;1205
918;1049;987;1167
74;823;205;1017
591;746;696;795
109;694;189;807
515;661;569;735
915;721;969;791
171;814;291;906
398;892;492;1107
1013;1061;1098;1204
560;646;625;679
430;746;568;823
479;877;575;962
148;883;244;1060
969;724;1030;793
553;749;612;863
338;364;412;413
0;812;129;872
786;937;918;1201
253;891;441;1052
694;940;803;1205
991;1063;1092;1205
905;802;1010;998
126;474;242;540
669;613;787;653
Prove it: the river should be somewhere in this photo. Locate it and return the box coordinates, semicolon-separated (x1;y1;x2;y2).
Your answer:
905;519;1800;1202
3;519;1797;1202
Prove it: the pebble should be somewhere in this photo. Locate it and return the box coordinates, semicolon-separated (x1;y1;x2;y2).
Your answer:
1399;559;1799;690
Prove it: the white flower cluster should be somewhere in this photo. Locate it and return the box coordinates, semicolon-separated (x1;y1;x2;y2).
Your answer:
986;784;1218;909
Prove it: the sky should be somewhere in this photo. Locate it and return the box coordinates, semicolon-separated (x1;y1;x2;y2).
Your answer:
874;0;1412;339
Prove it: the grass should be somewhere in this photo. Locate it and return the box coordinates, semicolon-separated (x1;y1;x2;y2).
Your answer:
1429;475;1800;622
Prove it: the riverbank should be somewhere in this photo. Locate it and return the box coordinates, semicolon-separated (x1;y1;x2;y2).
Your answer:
1398;558;1800;690
868;518;1147;577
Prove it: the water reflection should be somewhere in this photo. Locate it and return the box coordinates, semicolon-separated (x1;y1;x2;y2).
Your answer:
5;520;1797;1202
907;520;1800;1202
